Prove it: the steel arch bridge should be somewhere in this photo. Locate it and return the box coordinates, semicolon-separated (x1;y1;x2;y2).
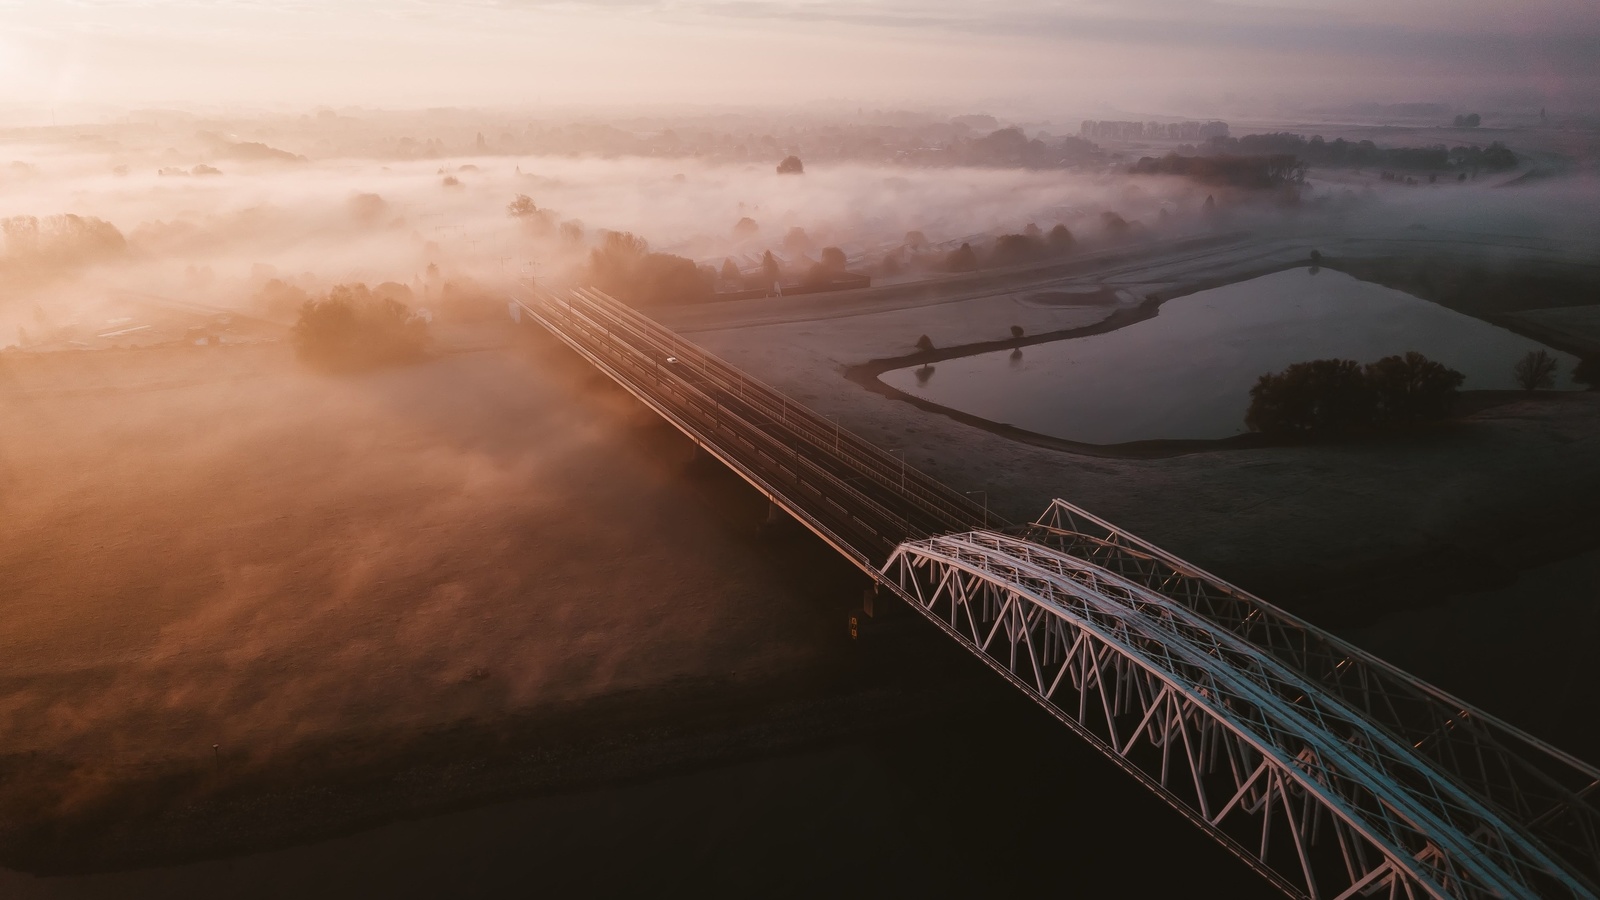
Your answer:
517;284;1600;899
886;505;1600;899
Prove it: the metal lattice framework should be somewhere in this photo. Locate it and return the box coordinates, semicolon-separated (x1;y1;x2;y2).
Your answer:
883;508;1600;899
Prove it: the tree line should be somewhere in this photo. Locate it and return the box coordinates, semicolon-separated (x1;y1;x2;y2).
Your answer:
1248;348;1595;440
1195;133;1516;173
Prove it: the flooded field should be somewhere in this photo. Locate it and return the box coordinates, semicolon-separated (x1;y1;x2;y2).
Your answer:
881;268;1582;444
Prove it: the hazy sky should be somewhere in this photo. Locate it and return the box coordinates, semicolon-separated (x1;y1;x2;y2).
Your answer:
3;0;1598;114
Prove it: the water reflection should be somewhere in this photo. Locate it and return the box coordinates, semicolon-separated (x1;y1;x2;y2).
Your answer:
881;268;1580;444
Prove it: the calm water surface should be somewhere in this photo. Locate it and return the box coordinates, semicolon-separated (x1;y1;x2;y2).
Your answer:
882;268;1580;444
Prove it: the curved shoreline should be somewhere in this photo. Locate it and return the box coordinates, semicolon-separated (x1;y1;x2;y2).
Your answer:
845;259;1585;459
844;262;1301;459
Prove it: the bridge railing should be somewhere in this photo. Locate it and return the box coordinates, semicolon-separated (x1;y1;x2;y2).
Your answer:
1029;498;1600;891
518;287;970;565
564;287;1000;539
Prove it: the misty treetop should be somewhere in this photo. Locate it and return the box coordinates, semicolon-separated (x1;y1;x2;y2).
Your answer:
1;214;127;284
1131;153;1307;190
292;283;430;371
586;230;712;307
1190;132;1516;173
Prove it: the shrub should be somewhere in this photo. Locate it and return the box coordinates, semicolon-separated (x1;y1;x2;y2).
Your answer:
1513;349;1559;390
255;278;310;320
350;193;389;225
1047;224;1074;251
783;227;812;254
1574;355;1599;389
292;284;429;370
944;242;978;272
776;155;804;175
915;334;935;352
990;233;1044;267
1365;352;1464;425
878;249;904;276
1246;359;1374;439
1010;325;1024;339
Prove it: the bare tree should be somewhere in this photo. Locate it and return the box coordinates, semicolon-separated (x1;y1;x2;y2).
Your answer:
1513;349;1559;390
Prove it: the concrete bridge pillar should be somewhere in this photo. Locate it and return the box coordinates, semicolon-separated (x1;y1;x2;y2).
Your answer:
763;498;786;525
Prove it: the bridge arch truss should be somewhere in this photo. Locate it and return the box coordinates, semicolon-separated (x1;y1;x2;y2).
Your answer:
884;518;1600;899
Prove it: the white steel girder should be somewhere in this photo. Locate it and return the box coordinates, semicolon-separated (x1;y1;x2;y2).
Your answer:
882;526;1599;900
1027;500;1600;888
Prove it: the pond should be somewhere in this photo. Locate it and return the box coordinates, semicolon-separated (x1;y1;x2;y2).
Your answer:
879;268;1582;444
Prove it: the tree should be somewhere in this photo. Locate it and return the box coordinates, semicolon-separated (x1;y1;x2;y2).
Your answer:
819;246;847;271
1010;325;1024;339
990;233;1043;266
349;193;389;224
587;231;712;307
1246;359;1375;439
904;230;928;250
292;283;429;370
720;258;741;284
776;155;804;175
1100;211;1131;236
761;250;781;286
732;217;759;239
1047;224;1074;251
782;226;812;254
1364;352;1464;426
915;334;935;352
1513;349;1559;390
1574;355;1599;389
506;194;538;218
945;242;978;272
255;278;309;319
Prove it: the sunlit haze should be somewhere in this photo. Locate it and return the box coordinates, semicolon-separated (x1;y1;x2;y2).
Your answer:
4;1;1600;897
4;0;1600;114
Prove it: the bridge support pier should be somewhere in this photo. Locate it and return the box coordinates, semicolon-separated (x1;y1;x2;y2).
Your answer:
762;499;786;526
